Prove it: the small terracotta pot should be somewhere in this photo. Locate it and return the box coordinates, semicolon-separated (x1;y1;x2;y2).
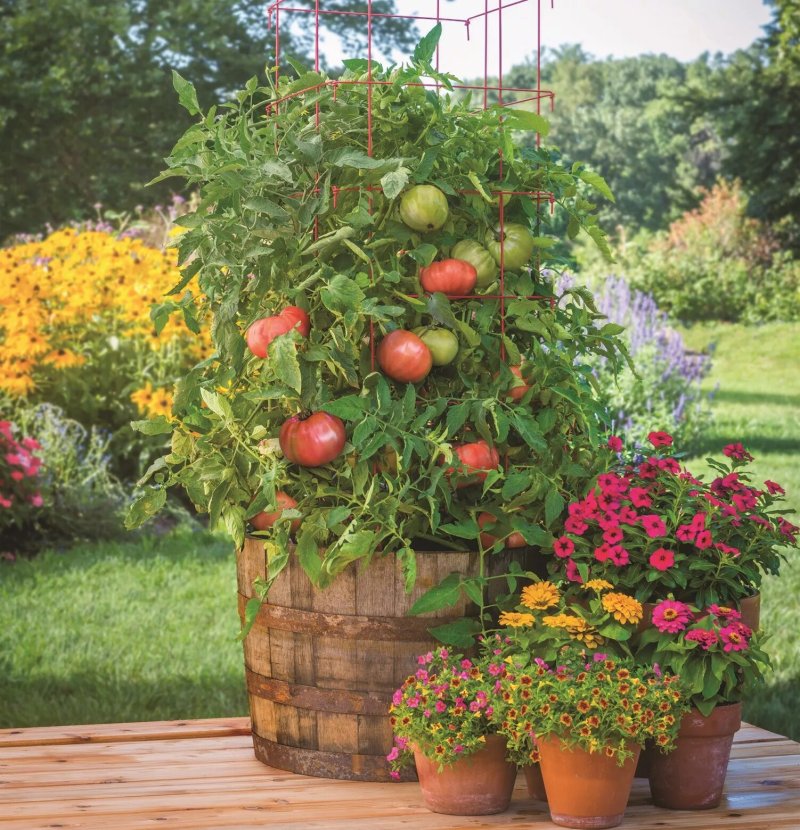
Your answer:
523;763;548;801
537;736;640;829
413;734;517;815
647;702;742;810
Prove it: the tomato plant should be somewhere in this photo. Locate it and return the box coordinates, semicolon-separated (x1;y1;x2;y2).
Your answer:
478;512;526;549
279;412;346;467
419;259;477;296
128;26;627;621
508;365;532;401
377;330;433;383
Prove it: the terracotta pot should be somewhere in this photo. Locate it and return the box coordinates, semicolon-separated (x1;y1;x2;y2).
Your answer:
413;734;517;815
647;702;742;810
537;736;640;829
523;763;548;801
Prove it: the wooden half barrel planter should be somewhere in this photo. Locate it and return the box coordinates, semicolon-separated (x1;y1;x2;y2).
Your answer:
237;536;519;781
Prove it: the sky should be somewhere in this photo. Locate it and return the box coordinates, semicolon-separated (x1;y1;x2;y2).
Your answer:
312;0;774;79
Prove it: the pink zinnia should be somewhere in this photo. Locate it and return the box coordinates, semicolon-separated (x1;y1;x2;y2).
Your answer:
651;599;692;633
719;623;751;652
553;536;575;558
707;604;742;621
649;548;675;571
685;629;718;651
640;514;667;538
647;431;673;447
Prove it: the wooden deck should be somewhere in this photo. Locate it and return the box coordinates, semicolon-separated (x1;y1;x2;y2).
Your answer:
1;717;799;829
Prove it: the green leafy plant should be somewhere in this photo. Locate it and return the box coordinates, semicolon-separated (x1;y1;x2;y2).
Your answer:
126;28;629;630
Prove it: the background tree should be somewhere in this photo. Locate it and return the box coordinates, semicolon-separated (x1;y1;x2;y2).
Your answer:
0;0;415;240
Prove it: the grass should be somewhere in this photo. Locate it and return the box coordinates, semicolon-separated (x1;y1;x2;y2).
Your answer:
682;321;800;740
1;321;798;740
0;529;248;728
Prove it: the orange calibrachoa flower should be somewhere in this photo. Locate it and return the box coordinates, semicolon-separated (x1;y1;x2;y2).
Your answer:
0;228;210;399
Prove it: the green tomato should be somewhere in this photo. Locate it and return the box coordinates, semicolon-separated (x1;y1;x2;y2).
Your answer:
486;222;535;270
412;326;459;366
399;185;449;233
451;239;498;288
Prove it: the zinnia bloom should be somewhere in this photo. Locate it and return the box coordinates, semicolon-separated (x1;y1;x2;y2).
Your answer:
521;581;560;611
719;623;751;652
583;579;614;593
498;611;536;628
601;592;643;625
685;629;718;650
651;600;692;633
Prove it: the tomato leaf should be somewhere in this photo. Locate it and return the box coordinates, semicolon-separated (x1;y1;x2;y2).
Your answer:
438;519;478;540
172;70;200;116
124;487;167;529
269;336;302;393
408;572;462;615
413;23;442;66
320;395;367;420
381;167;410;200
545;488;566;528
497;108;549;136
428;617;481;648
320;274;365;313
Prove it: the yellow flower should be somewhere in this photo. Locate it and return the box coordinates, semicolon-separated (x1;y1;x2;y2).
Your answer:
601;592;643;625
520;581;560;611
131;382;155;413
499;611;536;628
583;579;614;593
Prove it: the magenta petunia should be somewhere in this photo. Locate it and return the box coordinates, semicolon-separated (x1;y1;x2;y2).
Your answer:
764;480;785;495
564;516;588;535
649;548;675;571
617;506;638;525
553;536;575;558
651;599;692;633
722;443;754;462
647;431;674;447
694;530;713;550
608;546;630;566
676;524;696;542
564;558;583;583
607;435;623;452
628;487;652;508
593;543;613;562
602;527;624;545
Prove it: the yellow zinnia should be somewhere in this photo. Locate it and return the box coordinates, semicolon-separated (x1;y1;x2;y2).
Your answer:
601;592;643;625
498;611;536;628
520;581;560;611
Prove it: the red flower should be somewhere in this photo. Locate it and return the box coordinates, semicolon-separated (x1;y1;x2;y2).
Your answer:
676;524;696;542
765;480;785;495
608;546;630;566
649;548;675;571
690;512;707;532
628;487;652;508
638;462;659;480
607;435;623;452
565;558;582;583
685;629;718;650
779;517;799;542
722;443;754;462
603;527;624;545
594;543;612;562
617;506;638;525
647;431;673;447
553;536;575;558
732;491;757;511
564;516;588;535
640;514;667;538
694;530;713;550
657;457;681;475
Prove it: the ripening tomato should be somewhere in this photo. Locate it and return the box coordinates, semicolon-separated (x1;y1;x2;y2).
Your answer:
377;330;433;383
251;491;301;534
246;306;310;358
419;259;477;296
399;185;449;232
450;239;498;288
486;223;535;270
477;512;526;548
279;412;346;467
445;440;500;487
412;327;459;366
508;365;532;401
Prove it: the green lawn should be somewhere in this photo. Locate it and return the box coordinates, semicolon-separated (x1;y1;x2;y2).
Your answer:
683;321;800;740
0;530;248;728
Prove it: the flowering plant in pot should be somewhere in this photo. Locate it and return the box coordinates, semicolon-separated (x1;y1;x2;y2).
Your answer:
386;646;516;815
544;432;798;608
634;601;771;809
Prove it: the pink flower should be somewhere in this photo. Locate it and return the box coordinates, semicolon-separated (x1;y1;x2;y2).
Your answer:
649;548;675;571
640;514;667;538
608;546;630;566
707;604;742;620
4;453;22;466
418;652;432;665
568;501;588;519
628;487;652;508
618;506;638;525
723;443;754;462
690;512;707;532
386;746;400;762
714;542;740;557
676;524;696;542
392;689;404;706
647;431;674;447
765;480;785;495
10;471;24;482
638;462;659;480
657;457;681;475
389;770;401;780
29;493;43;508
607;435;623;452
652;599;692;633
435;700;447;713
0;496;12;508
719;623;751;652
732;491;757;511
602;527;623;545
553;536;575;558
594;543;613;562
778;517;799;542
694;530;713;550
565;558;583;583
685;629;718;650
564;516;588;535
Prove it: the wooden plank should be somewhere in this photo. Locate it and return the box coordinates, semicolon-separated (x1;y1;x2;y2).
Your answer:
0;718;250;748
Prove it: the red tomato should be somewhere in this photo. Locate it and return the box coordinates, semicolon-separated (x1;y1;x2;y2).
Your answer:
246;306;310;358
508;365;532;401
478;512;526;548
377;330;433;384
419;259;478;296
446;440;500;487
279;412;346;467
251;491;301;534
